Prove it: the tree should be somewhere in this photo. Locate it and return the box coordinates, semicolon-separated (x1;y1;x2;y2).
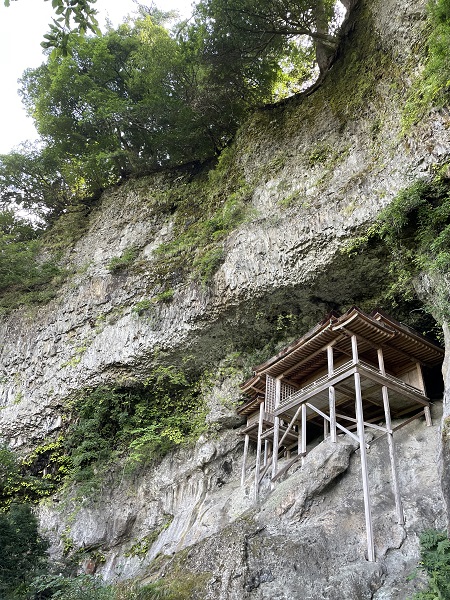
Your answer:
0;504;49;598
193;0;344;74
19;13;285;189
0;144;76;223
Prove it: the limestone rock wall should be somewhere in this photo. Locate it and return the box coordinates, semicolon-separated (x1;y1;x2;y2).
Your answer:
1;0;448;446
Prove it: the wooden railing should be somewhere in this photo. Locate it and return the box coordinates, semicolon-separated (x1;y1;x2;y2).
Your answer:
279;359;425;409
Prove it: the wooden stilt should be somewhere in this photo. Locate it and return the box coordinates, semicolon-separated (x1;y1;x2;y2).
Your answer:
241;434;249;487
301;403;307;466
324;417;329;439
327;345;337;443
355;371;375;561
416;362;427;394
264;440;269;466
271;379;281;487
378;349;404;526
254;401;265;499
353;335;375;562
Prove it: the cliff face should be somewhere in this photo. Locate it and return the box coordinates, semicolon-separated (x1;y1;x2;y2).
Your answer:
0;0;449;596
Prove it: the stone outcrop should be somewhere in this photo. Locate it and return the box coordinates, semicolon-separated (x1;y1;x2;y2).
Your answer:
39;407;444;598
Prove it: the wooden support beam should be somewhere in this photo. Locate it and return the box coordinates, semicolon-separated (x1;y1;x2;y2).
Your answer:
241;434;249;487
305;402;361;445
271;378;281;487
353;335;375;562
271;452;306;482
254;401;265;499
335;413;389;433
337;382;384;410
378;348;404;526
264;440;269;467
392;409;425;433
328;344;337;443
301;403;307;466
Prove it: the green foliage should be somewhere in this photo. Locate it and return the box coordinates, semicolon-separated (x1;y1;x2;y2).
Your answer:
132;299;154;315
154;289;174;304
32;572;208;600
6;1;325;222
4;0;99;54
0;441;70;510
403;0;450;128
0;143;78;223
63;367;206;484
194;0;339;76
107;247;139;273
0;503;48;598
345;176;450;323
0;210;63;313
411;530;450;599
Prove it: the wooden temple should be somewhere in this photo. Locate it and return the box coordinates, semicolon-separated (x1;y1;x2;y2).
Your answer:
238;307;444;561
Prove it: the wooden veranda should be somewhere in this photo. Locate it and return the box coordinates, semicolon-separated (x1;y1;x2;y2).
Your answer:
238;307;444;561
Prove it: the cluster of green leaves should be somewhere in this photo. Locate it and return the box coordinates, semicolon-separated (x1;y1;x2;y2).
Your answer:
346;176;450;323
1;0;348;225
11;10;283;213
41;0;99;55
0;503;49;599
106;247;139;273
0;210;62;312
4;0;99;55
193;0;339;78
0;441;70;510
411;530;450;599
403;0;450;128
63;366;206;483
31;572;207;600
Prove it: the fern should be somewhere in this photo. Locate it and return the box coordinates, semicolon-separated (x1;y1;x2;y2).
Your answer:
412;530;450;599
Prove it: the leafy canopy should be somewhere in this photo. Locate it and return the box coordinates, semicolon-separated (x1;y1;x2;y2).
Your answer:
14;11;287;203
192;0;342;74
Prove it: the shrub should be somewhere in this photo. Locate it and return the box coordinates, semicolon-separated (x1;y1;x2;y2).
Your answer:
411;530;450;599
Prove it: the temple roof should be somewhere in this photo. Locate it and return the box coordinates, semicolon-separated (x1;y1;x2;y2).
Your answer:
240;306;443;400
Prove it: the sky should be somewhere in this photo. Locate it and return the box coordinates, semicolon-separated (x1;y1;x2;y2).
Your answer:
0;0;194;154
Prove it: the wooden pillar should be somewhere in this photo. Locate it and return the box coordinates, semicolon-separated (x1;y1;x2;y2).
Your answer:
324;417;329;439
254;401;265;499
378;349;404;526
241;434;250;487
353;335;375;562
416;362;432;426
271;378;281;486
327;344;337;443
301;403;307;466
351;334;359;364
264;440;269;466
416;362;426;393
